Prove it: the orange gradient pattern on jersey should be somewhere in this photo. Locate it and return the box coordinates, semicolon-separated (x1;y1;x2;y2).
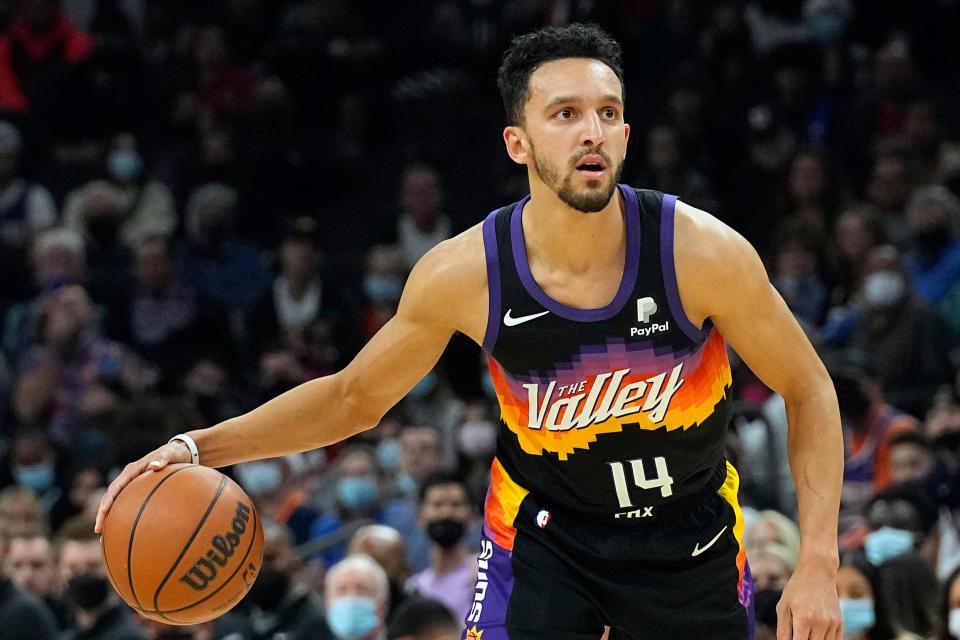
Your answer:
487;329;732;460
483;458;529;551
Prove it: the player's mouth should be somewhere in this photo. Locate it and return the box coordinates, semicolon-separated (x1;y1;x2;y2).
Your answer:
575;154;608;179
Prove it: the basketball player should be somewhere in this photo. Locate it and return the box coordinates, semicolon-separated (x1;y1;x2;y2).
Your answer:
97;24;843;640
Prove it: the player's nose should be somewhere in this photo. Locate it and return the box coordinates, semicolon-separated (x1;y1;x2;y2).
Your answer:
579;111;606;148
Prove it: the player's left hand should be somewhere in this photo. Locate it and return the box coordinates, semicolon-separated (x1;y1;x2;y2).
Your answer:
775;559;841;640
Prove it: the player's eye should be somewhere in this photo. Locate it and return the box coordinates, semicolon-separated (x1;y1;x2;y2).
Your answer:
602;108;618;119
557;108;575;119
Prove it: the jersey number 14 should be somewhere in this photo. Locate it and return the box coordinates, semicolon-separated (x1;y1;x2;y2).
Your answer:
608;457;674;508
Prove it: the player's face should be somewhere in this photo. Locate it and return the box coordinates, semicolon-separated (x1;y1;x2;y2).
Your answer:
509;58;629;213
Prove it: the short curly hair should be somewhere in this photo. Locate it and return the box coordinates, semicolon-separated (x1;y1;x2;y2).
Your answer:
497;23;625;125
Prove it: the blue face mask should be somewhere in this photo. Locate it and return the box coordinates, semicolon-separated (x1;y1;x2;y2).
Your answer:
326;595;379;640
108;149;143;183
864;526;914;566
238;461;282;496
14;463;55;494
375;439;402;471
394;472;418;498
363;275;402;303
840;598;875;639
337;477;378;511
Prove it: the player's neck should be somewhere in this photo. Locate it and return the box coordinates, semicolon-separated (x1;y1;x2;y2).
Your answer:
523;181;626;276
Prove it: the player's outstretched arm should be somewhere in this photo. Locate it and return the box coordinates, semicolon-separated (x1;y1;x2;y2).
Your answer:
95;228;487;533
675;201;843;640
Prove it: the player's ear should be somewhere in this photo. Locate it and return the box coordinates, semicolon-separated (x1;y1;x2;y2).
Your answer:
623;122;630;156
503;126;531;165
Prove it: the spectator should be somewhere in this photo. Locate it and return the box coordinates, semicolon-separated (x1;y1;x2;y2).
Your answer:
785;149;840;232
310;446;420;572
60;180;133;304
835;554;913;640
826;205;885;323
938;565;960;640
408;472;477;621
178;182;272;312
348;524;411;616
1;429;61;513
361;245;405;340
863;484;939;569
387;596;459;640
0;120;56;302
844;245;954;416
56;515;146;640
831;367;918;517
866;152;914;246
746;543;794;592
0;486;45;536
244;521;329;640
119;236;229;382
887;432;934;486
903;185;960;304
233;454;321;547
390;164;451;270
324;554;390;640
638;124;718;214
3;526;72;629
249;216;351;375
769;218;829;327
0;0;92;115
10;285;151;443
875;554;939;639
63;133;176;250
2;226;86;364
0;522;59;639
744;510;801;567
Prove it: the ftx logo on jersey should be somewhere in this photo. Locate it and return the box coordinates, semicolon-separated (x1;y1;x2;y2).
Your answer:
631;297;670;338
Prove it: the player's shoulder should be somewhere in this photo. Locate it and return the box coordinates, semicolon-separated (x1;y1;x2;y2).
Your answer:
674;199;759;274
673;200;768;322
408;222;486;290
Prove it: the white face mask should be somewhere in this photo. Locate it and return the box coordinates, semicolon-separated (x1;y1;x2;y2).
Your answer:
949;608;960;639
862;271;906;307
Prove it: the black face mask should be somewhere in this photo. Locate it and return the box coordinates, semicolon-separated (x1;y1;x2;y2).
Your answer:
426;518;466;549
246;566;290;611
66;574;110;610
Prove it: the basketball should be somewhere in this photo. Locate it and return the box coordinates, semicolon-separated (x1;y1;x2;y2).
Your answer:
100;463;264;624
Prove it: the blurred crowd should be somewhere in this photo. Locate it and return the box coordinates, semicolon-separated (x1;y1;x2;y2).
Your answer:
0;0;958;639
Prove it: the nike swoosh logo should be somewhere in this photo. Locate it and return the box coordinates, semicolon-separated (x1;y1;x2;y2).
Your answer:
692;525;728;557
503;309;550;327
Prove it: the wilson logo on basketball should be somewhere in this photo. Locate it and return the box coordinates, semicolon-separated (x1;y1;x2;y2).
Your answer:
179;501;252;592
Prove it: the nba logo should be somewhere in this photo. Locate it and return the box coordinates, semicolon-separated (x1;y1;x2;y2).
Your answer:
536;509;551;529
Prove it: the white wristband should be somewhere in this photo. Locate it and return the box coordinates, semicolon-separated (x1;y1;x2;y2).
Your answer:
168;434;200;465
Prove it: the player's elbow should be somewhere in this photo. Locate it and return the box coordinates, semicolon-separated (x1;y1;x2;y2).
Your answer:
335;372;388;434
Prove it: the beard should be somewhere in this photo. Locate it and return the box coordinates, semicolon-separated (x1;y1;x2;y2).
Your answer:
532;143;623;213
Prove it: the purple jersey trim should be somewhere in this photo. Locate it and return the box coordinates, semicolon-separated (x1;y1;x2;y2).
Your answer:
509;184;640;322
659;194;707;343
482;209;503;352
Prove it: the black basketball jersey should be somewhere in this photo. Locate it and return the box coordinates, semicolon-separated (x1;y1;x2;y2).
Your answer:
480;185;733;531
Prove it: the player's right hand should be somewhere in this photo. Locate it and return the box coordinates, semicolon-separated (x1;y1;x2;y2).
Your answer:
94;441;193;534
